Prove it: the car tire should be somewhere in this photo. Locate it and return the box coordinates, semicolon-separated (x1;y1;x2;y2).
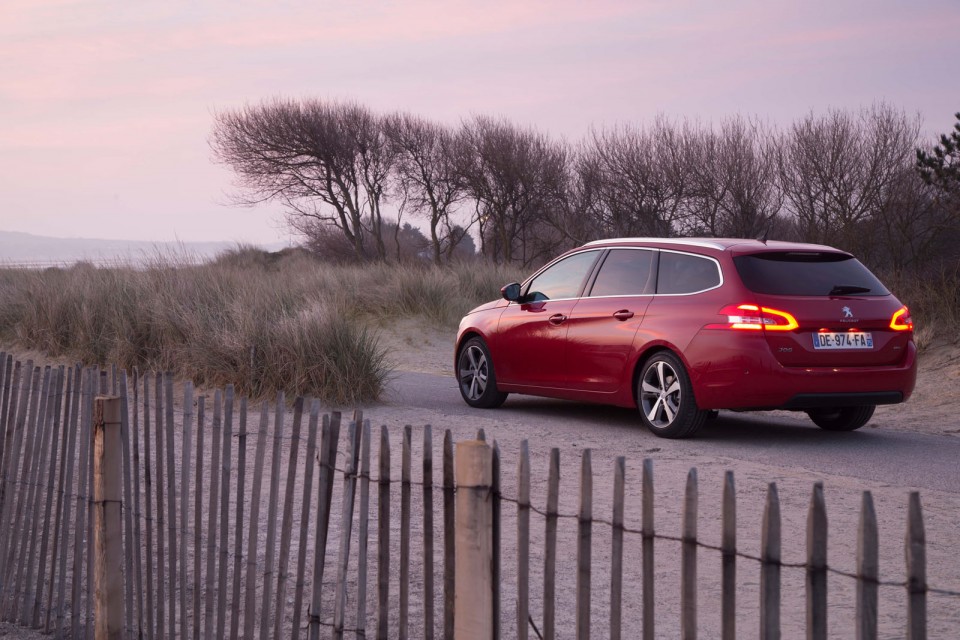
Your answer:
806;405;875;431
457;337;508;409
637;352;707;439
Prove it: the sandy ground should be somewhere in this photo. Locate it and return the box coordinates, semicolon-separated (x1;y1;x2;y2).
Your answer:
1;328;958;639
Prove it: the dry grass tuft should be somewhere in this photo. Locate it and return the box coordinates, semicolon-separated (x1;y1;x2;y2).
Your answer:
0;251;521;403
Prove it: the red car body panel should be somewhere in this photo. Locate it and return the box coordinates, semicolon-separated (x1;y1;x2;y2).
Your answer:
456;238;917;413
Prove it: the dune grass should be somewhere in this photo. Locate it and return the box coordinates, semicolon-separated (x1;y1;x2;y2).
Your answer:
0;250;522;404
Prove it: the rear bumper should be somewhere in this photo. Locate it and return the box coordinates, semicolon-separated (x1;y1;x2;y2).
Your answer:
688;333;917;410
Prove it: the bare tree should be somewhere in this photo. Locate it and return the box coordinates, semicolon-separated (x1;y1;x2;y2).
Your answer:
457;116;568;265
583;118;693;238
211;99;395;261
384;112;469;264
777;104;921;260
685;117;783;238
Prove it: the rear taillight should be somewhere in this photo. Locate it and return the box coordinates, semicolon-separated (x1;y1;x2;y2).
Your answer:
707;304;799;332
890;306;913;331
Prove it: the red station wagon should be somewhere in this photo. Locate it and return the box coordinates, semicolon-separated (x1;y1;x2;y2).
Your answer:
455;238;917;438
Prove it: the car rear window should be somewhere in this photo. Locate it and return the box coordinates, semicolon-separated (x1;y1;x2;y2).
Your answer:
733;252;889;296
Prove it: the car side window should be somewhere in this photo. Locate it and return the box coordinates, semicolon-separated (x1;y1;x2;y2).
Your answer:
524;251;599;302
656;251;721;294
588;249;656;297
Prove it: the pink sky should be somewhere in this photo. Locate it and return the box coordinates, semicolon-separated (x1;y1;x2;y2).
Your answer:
1;0;957;243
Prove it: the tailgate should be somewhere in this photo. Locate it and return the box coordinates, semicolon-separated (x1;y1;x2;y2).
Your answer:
755;294;910;367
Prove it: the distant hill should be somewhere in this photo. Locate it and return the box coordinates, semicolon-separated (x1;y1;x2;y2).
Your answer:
0;231;287;267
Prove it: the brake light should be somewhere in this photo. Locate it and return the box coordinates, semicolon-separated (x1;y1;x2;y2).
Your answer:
890;306;913;331
708;304;799;332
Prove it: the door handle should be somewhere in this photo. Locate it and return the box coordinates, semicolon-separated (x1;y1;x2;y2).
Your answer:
613;310;635;321
548;313;567;325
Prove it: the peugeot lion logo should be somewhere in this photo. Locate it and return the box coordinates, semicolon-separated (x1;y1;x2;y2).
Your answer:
842;306;853;318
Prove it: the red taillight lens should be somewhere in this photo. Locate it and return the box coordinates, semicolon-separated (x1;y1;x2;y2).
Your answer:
707;304;799;332
890;306;913;331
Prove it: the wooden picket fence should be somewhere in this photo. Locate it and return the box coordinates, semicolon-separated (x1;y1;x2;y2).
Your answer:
0;352;956;639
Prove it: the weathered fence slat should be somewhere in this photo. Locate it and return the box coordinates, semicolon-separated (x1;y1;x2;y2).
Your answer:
8;365;46;621
116;370;136;636
307;413;331;640
70;369;92;639
492;440;502;640
291;400;320;640
443;430;455;640
0;358;17;556
332;414;363;639
259;391;286;639
422;424;435;640
85;371;101;637
179;382;195;640
32;367;63;626
142;373;155;640
47;366;75;634
857;490;878;640
308;413;340;640
242;401;270;640
642;458;655;640
217;385;234;639
576;449;592;640
807;482;828;640
164;371;178;636
33;366;64;626
376;425;391;640
543;447;560;640
355;419;372;640
52;365;77;637
681;468;698;640
761;483;781;640
400;425;412;640
130;369;145;639
402;424;417;633
906;492;926;640
273;395;303;638
610;456;625;640
0;355;12;492
229;397;248;640
517;440;531;640
193;395;207;640
93;395;124;639
203;390;223;640
0;360;25;562
17;366;52;623
721;470;736;640
153;373;166;640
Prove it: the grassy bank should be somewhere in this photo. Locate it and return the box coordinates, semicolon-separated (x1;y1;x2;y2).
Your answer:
0;249;522;404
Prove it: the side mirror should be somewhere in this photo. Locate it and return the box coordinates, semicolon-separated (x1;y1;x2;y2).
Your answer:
501;282;522;302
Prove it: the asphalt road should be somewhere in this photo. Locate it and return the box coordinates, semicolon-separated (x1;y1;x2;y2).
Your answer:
384;370;960;495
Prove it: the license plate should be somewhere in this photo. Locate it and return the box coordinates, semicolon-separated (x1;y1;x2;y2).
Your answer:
812;332;874;350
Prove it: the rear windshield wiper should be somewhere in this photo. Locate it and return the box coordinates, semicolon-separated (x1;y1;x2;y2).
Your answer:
829;284;872;295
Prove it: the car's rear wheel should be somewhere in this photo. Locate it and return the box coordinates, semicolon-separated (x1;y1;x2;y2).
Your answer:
637;352;707;439
457;337;508;409
806;405;875;431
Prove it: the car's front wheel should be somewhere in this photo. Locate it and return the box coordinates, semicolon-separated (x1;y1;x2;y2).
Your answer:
637;352;707;438
806;405;875;431
457;337;508;409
